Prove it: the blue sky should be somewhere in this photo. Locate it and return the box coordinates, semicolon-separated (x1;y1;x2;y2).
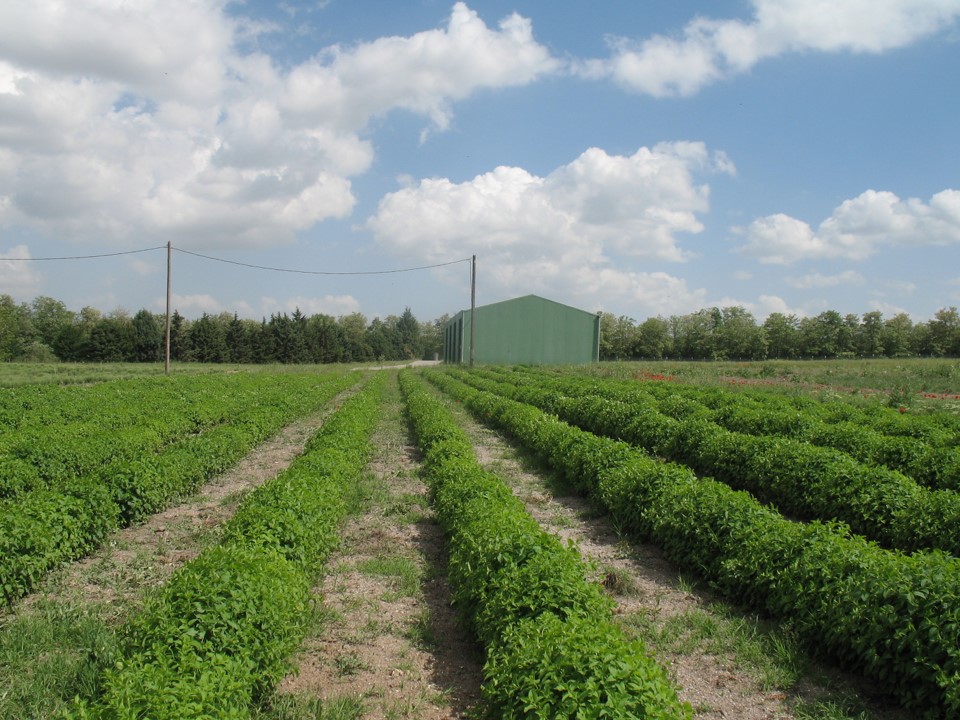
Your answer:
1;1;959;324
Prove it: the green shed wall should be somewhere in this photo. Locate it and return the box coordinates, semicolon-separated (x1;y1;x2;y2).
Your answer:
443;295;599;365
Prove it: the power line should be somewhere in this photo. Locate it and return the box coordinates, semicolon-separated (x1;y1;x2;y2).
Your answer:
2;244;470;275
2;246;166;261
172;247;471;275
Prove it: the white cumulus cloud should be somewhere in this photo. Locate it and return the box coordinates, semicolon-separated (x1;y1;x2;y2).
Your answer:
367;142;732;315
0;244;41;297
0;2;558;249
707;293;806;320
167;293;226;316
786;270;865;288
583;0;960;97
736;189;960;263
159;293;362;319
282;2;559;135
882;280;917;295
754;294;802;318
261;294;361;317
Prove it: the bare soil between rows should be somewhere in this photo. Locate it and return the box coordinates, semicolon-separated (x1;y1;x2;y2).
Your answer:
274;373;483;718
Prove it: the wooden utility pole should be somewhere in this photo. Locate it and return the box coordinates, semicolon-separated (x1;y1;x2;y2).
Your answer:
164;241;171;375
469;254;476;367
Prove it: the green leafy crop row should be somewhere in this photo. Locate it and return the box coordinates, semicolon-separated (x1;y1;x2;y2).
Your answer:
68;373;385;719
427;371;960;717
705;400;960;491
555;364;960;447
399;371;690;720
0;373;357;499
518;367;960;491
456;368;960;557
1;372;358;606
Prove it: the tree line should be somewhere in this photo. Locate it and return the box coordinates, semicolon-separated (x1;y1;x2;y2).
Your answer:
0;295;447;364
2;294;960;364
598;306;960;361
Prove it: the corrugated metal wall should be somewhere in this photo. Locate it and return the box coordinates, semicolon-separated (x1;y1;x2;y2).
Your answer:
443;295;599;365
442;312;464;363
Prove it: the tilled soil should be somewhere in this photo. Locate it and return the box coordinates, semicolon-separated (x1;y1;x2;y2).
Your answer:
275;374;484;718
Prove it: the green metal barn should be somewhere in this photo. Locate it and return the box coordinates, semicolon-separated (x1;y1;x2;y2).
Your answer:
442;295;601;365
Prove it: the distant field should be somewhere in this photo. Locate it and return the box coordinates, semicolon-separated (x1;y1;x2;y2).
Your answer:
0;361;362;387
586;357;960;407
5;357;959;396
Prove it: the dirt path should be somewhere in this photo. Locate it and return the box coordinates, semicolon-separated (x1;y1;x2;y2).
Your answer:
276;373;483;719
